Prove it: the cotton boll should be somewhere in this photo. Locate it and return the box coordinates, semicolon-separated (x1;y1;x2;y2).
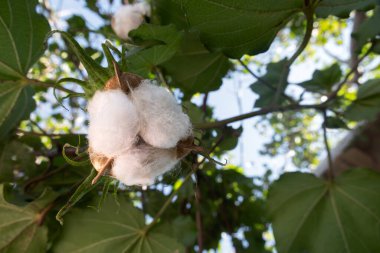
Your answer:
132;80;192;149
111;2;150;40
88;89;140;157
133;2;151;16
111;144;178;186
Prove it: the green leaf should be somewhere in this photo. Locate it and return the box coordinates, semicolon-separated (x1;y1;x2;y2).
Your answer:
126;24;183;77
155;0;188;29
217;126;242;151
173;216;197;246
173;0;304;58
0;82;35;140
324;116;349;129
56;169;98;225
250;59;288;107
345;79;380;121
0;0;47;139
316;0;378;18
352;7;380;52
0;185;56;253
51;31;111;95
298;63;342;92
162;32;230;96
373;39;380;54
267;169;380;253
0;0;50;80
53;197;184;253
0;141;36;183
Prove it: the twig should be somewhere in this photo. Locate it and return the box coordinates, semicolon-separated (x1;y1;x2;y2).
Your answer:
195;43;374;130
29;119;50;135
24;151;87;191
16;129;78;138
349;11;366;85
194;103;317;129
194;170;204;252
322;47;349;64
154;67;172;93
202;93;209;114
26;78;84;96
322;110;334;181
325;43;374;101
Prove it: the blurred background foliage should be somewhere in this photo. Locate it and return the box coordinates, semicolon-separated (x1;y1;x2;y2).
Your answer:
0;0;380;252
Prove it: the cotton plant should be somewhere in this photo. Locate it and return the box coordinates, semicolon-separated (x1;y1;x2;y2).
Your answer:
87;63;195;186
111;0;151;40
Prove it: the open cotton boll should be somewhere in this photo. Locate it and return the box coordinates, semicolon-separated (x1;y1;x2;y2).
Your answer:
132;80;192;149
87;89;140;157
133;2;151;16
111;2;150;40
111;144;178;186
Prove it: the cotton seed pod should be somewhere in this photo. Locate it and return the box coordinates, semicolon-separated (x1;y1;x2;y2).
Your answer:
111;142;178;186
87;89;140;157
89;148;113;173
105;71;143;94
131;80;192;149
111;2;150;40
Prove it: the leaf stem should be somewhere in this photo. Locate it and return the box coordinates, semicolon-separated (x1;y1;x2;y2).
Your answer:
273;5;314;105
154;67;172;93
144;169;195;233
37;202;55;226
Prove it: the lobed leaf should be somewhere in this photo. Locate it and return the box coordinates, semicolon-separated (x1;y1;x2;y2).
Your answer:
0;0;50;79
0;185;57;253
53;197;184;253
345;79;380;121
268;169;380;253
316;0;378;18
250;59;288;107
0;82;35;140
298;63;342;93
0;0;48;139
162;32;230;96
172;0;304;58
126;24;183;77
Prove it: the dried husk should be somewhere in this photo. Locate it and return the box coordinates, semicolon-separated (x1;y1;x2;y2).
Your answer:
104;72;143;94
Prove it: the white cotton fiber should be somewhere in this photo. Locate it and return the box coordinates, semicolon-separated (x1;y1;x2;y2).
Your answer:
133;2;151;16
131;80;192;149
111;144;178;186
111;2;150;40
87;89;140;157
